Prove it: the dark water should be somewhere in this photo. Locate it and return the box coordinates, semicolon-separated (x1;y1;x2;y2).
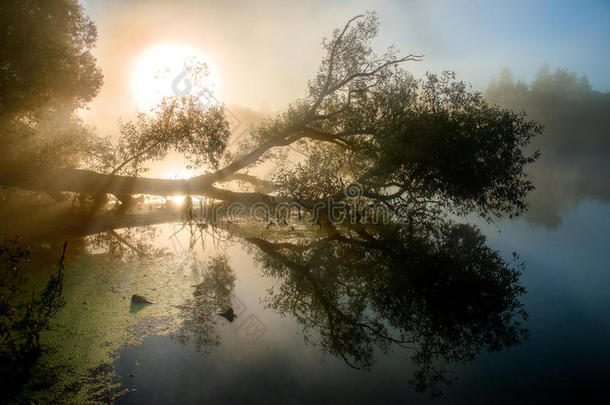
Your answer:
109;202;610;404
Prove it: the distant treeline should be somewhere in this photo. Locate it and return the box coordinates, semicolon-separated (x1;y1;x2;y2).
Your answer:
485;66;610;227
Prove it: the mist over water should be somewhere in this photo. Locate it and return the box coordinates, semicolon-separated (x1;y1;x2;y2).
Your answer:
2;1;610;403
486;66;610;227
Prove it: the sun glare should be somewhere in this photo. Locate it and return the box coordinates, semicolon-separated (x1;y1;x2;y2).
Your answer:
130;42;219;110
166;195;186;205
162;168;200;206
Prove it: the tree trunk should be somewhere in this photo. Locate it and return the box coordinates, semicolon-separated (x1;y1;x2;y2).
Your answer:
0;165;274;205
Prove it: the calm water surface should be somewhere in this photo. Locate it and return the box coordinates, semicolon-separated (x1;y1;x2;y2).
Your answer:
88;202;610;404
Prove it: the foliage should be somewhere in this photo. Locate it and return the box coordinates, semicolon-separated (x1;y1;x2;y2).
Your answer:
0;0;103;193
273;144;348;201
0;8;541;226
250;12;541;221
0;0;102;118
0;238;66;385
85;96;231;176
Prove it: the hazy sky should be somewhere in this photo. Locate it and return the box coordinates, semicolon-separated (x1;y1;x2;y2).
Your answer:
79;0;610;131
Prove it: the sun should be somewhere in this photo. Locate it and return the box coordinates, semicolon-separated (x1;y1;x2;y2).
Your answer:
162;168;200;206
130;42;219;110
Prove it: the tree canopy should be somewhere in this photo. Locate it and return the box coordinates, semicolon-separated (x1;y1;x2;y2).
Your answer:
0;0;103;185
0;0;102;118
1;11;540;224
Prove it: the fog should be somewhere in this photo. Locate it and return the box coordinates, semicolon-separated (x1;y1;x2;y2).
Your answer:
79;0;610;119
3;1;610;402
486;66;610;227
72;0;610;221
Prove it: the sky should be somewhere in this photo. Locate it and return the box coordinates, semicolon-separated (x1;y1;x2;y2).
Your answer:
78;0;610;133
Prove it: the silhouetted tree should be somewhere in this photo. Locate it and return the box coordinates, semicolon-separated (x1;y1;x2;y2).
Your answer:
0;0;103;203
0;239;66;387
0;12;540;224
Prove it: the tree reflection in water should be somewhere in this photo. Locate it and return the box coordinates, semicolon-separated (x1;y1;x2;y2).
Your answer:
155;217;528;397
174;254;237;353
86;225;167;260
31;214;527;398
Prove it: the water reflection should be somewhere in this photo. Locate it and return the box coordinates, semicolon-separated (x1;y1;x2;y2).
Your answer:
174;254;237;353
87;226;167;260
2;208;529;400
101;215;528;397
240;221;527;396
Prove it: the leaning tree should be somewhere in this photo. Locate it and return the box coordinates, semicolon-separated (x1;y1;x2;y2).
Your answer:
0;11;541;222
